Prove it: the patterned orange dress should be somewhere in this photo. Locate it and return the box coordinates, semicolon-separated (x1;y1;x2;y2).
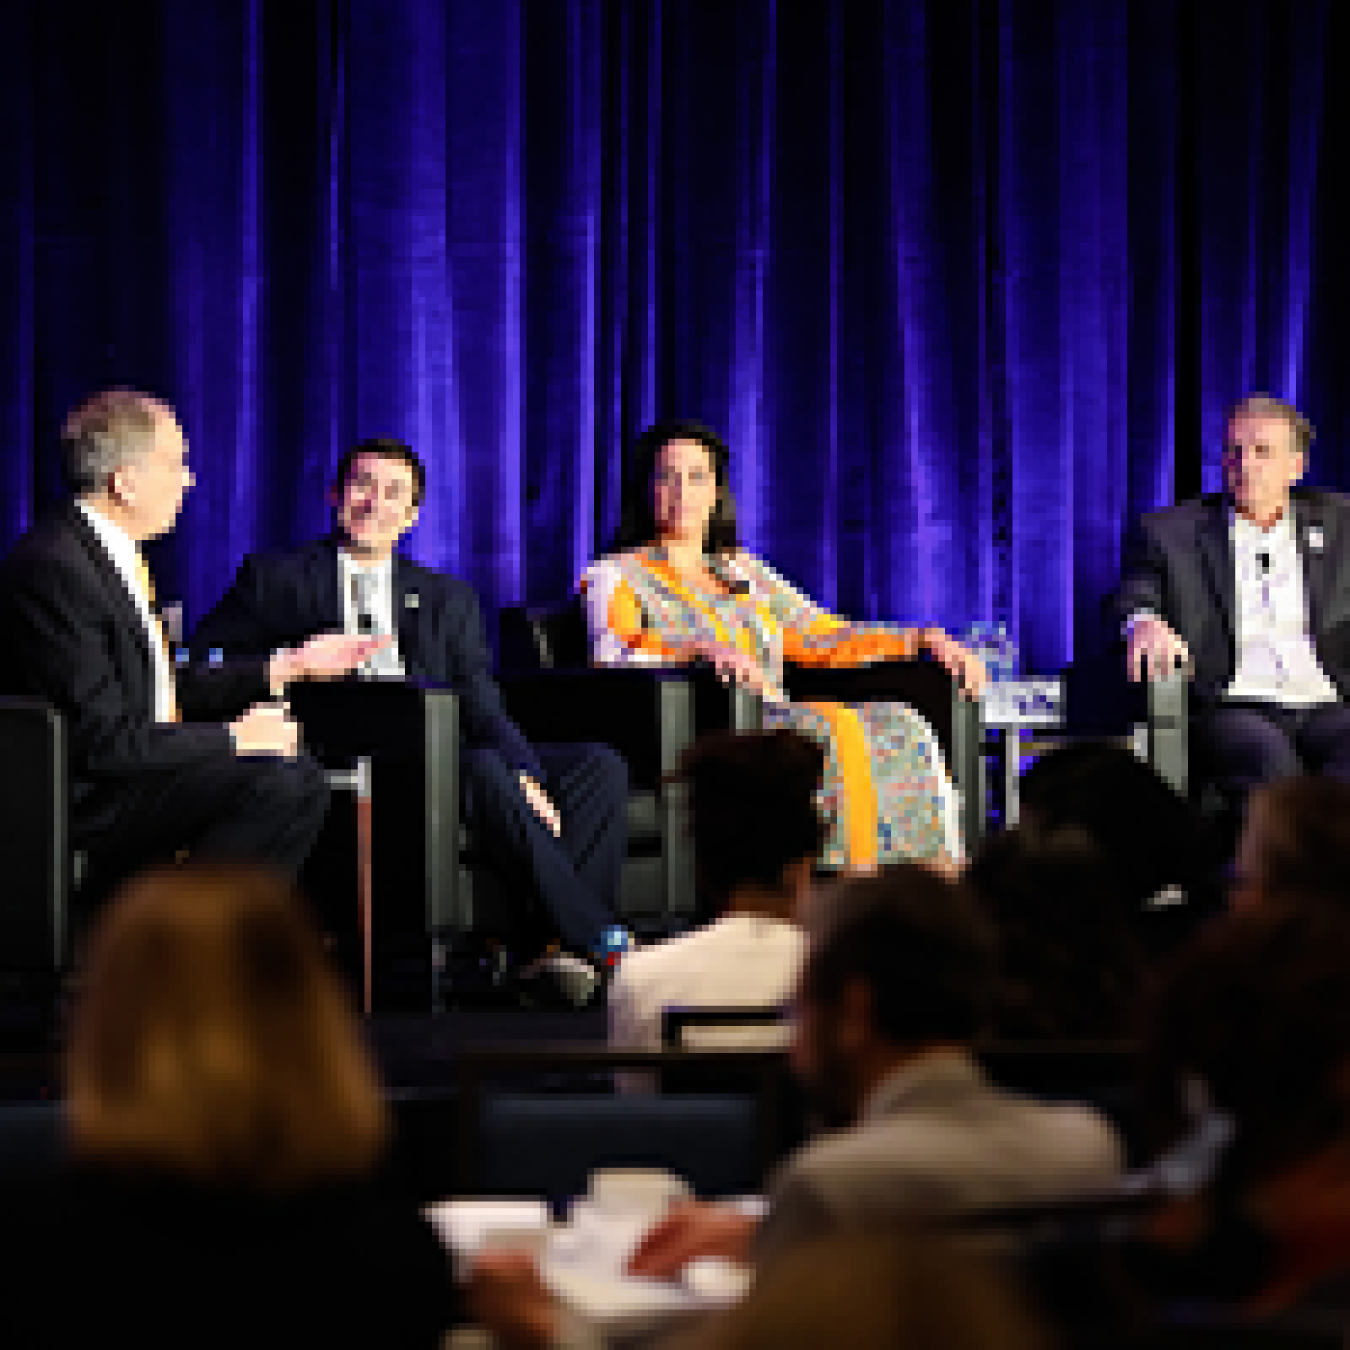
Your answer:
580;547;961;866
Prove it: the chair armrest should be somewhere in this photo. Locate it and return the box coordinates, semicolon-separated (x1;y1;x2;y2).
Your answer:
499;666;762;788
783;658;984;852
1144;674;1188;797
0;699;69;972
288;682;464;936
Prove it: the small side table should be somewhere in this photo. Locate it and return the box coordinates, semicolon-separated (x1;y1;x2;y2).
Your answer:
980;679;1065;829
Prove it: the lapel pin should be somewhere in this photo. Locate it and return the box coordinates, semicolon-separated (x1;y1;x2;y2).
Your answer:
1308;527;1325;552
404;592;420;609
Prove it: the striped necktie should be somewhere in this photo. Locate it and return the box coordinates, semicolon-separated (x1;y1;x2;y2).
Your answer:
133;553;181;723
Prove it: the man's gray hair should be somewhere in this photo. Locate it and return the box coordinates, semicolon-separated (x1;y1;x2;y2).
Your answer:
61;389;166;495
1227;393;1316;457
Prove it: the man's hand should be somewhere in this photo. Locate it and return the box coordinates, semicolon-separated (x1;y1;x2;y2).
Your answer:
625;1201;757;1281
229;702;299;757
519;772;562;836
268;632;391;693
1127;614;1190;683
920;629;988;698
465;1250;560;1349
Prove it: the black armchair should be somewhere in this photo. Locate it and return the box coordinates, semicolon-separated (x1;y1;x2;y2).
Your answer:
784;658;986;856
500;600;985;863
498;600;762;931
0;698;72;1014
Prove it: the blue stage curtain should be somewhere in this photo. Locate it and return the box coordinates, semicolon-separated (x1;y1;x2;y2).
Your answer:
0;0;1338;671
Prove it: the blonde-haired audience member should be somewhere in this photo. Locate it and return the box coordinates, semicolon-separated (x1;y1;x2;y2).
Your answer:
1;865;557;1349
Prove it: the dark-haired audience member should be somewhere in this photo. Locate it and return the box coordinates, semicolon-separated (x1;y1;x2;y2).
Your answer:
0;865;557;1349
966;826;1148;1041
1232;775;1350;911
609;729;827;1052
1032;901;1350;1342
1016;740;1222;953
626;866;1122;1281
191;437;631;995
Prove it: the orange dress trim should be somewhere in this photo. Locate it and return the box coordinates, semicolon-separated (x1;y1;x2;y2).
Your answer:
801;700;877;868
782;626;919;667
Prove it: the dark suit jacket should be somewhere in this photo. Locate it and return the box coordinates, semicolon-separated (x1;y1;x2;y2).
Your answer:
1114;489;1350;703
0;503;271;832
190;537;542;774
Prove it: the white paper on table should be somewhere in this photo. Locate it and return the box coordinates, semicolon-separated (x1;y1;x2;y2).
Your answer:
423;1198;552;1257
541;1260;706;1338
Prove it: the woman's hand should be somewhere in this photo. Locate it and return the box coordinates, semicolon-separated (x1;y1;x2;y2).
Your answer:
690;640;773;697
920;629;988;699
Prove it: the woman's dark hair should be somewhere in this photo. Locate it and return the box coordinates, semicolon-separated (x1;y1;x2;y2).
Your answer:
609;419;740;555
672;729;828;911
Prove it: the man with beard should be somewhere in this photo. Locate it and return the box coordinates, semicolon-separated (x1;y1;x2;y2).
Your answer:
626;866;1123;1278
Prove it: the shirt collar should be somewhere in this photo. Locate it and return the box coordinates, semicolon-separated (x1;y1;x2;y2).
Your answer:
77;498;144;583
338;548;394;583
1230;503;1295;545
860;1047;983;1123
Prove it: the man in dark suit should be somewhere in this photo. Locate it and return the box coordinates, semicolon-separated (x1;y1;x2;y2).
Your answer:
1117;393;1350;820
191;438;631;988
0;390;384;903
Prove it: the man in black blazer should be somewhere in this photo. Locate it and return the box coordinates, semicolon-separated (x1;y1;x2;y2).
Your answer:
0;390;384;903
1117;394;1350;820
191;437;631;981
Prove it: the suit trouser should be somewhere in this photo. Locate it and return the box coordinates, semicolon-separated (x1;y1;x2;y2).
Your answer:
74;751;332;909
460;741;628;956
1193;701;1350;836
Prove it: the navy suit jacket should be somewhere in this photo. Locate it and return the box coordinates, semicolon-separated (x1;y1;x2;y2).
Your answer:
0;502;272;832
1114;489;1350;703
190;537;542;775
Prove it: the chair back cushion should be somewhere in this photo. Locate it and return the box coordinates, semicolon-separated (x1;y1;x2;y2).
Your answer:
474;1091;761;1200
499;600;591;671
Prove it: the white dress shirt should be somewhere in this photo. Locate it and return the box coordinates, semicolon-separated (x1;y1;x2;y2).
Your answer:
338;549;405;678
77;500;176;723
608;912;804;1053
1226;509;1337;705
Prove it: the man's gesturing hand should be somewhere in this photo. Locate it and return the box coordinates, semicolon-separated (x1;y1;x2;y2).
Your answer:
268;632;391;693
229;702;300;757
1127;615;1191;683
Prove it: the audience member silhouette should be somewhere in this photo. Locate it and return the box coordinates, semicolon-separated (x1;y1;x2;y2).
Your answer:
609;728;827;1053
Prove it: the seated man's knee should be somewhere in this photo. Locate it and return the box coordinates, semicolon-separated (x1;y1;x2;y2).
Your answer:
586;742;629;797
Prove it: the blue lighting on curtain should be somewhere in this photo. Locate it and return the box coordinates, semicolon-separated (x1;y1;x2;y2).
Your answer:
0;0;1339;673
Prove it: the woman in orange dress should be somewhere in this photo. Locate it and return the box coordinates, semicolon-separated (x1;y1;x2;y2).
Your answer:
580;420;985;868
